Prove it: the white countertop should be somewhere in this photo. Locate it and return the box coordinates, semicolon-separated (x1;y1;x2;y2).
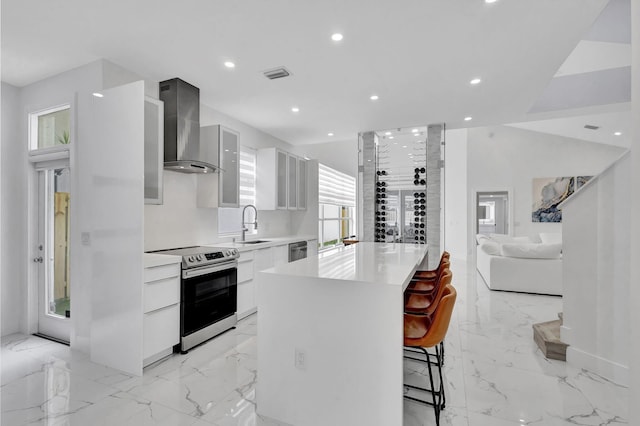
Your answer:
261;242;428;286
143;253;181;268
205;234;317;252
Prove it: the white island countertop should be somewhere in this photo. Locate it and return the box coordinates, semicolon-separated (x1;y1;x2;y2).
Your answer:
256;242;428;426
262;241;428;287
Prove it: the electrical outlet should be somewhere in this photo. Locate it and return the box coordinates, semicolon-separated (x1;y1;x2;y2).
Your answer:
295;348;306;370
81;232;91;246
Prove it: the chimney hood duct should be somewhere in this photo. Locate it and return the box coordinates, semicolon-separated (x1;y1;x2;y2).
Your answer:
159;78;219;174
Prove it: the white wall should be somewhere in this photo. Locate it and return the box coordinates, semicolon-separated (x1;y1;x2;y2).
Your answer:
561;153;630;385
1;83;22;336
1;60;108;336
144;103;320;251
297;139;358;178
444;129;468;259
629;0;640;420
466;125;626;249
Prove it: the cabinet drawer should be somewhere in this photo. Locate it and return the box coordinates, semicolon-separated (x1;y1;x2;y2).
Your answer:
143;303;180;359
144;263;180;283
144;276;180;313
238;261;254;283
239;250;255;261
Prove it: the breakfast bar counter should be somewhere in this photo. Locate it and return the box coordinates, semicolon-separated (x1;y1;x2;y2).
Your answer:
255;242;428;426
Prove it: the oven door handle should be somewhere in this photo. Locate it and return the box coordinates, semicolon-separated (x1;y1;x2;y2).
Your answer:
183;262;238;279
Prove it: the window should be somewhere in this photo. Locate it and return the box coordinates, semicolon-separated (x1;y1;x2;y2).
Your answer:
318;164;356;250
218;147;257;235
30;105;71;151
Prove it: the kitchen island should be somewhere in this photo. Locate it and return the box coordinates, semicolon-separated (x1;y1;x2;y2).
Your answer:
255;242;428;426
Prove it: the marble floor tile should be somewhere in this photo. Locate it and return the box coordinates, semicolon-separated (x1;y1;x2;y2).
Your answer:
1;258;628;426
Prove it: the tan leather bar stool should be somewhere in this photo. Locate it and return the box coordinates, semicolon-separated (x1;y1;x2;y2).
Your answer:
412;251;450;281
403;284;457;426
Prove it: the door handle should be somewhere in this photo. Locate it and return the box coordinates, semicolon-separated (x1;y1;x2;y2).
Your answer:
33;257;44;263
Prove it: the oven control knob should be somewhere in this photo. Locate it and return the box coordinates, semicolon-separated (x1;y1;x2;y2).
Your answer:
196;254;203;261
188;256;195;263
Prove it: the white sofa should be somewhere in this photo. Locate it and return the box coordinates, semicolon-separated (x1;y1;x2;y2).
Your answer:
476;234;563;296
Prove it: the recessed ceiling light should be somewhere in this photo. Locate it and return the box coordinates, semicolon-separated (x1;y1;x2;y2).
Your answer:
402;145;407;148
393;142;398;145
485;0;498;3
224;61;235;68
92;92;103;98
470;78;482;85
411;128;419;133
614;131;622;136
370;95;379;101
331;33;343;42
328;132;334;136
385;131;391;136
414;133;420;136
464;116;473;121
291;107;300;113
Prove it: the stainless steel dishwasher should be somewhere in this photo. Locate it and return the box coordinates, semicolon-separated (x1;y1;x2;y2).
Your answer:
288;241;308;262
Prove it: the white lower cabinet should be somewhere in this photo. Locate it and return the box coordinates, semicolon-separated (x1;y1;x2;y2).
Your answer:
253;247;273;308
143;262;180;367
273;244;289;266
237;251;256;319
235;241;315;319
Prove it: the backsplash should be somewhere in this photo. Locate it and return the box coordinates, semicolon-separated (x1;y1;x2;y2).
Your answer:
144;171;298;251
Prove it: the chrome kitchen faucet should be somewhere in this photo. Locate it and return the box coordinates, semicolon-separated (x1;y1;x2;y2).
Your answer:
241;204;258;242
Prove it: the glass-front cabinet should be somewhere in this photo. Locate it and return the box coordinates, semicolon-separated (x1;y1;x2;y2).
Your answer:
257;147;307;211
144;97;164;204
298;158;307;210
287;154;298;210
277;150;288;209
219;126;240;207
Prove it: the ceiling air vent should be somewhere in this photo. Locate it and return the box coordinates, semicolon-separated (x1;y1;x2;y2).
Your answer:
584;124;600;130
263;67;292;80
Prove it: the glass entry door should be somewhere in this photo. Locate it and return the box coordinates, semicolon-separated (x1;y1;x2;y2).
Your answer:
36;166;71;342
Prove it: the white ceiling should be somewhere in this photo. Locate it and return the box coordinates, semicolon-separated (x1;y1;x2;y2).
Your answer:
1;0;630;147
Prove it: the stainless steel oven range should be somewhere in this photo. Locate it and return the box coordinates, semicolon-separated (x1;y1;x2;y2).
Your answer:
151;246;239;353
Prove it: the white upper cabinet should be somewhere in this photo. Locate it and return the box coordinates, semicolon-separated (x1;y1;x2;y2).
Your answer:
144;97;163;204
298;158;307;210
257;148;308;211
219;127;240;207
287;154;298;210
197;125;240;208
277;149;288;209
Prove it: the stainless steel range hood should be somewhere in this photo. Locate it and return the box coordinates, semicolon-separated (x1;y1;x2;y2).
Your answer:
159;78;219;174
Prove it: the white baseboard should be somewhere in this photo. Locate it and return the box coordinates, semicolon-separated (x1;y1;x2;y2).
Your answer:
566;346;629;387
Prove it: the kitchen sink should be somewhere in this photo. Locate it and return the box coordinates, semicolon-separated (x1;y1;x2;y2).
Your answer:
237;240;271;245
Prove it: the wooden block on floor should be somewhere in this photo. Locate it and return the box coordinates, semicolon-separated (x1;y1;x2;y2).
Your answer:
533;319;568;361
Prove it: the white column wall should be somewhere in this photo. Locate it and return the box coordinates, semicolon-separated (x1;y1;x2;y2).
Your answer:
444;128;468;259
